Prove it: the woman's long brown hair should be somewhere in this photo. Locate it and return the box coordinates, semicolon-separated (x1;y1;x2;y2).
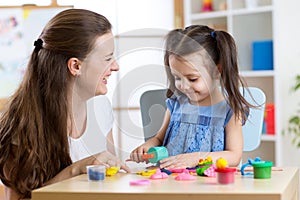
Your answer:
0;9;111;198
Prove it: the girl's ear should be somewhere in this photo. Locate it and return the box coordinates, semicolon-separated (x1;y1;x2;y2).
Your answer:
213;64;222;79
67;58;81;76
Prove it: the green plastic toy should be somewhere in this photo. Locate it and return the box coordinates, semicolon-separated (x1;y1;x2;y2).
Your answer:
142;146;168;163
252;161;273;179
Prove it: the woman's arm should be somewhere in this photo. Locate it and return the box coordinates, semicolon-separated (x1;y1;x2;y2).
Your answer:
159;114;243;168
45;151;130;186
130;109;171;162
4;149;130;200
2;156;77;199
4;186;23;200
106;129;116;155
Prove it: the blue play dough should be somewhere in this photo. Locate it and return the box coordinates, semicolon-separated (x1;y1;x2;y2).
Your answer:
88;168;105;181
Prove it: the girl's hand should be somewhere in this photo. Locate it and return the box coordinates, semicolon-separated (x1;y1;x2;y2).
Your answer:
159;153;199;169
129;137;163;163
129;143;153;163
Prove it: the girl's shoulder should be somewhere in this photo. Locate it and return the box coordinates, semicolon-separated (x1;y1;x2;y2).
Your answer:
166;94;188;105
168;94;188;102
166;94;185;112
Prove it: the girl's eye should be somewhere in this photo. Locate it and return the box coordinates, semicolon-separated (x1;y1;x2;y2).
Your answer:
105;58;112;61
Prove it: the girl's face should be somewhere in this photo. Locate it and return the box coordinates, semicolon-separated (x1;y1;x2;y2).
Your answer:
79;32;119;98
169;52;218;106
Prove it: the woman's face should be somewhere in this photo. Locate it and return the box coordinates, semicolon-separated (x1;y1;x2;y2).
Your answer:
77;32;119;98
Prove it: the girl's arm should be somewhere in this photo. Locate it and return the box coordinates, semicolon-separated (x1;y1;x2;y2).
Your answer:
130;109;171;163
221;113;244;166
159;114;243;168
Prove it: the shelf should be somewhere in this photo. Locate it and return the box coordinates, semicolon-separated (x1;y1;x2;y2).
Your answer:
191;10;228;20
190;6;273;20
261;134;276;142
240;70;275;77
232;5;273;16
184;0;280;164
184;0;278;165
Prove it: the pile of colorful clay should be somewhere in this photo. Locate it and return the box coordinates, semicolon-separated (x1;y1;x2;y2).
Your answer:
196;156;216;177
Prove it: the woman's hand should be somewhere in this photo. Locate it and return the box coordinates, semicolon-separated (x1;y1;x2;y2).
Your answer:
159;153;199;169
93;151;131;172
72;151;130;175
44;151;130;187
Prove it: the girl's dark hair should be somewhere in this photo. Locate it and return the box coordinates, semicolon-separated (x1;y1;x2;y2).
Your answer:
164;25;253;122
0;9;111;198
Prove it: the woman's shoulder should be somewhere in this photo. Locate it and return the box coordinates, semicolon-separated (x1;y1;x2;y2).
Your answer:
87;95;111;107
85;95;113;137
87;95;112;114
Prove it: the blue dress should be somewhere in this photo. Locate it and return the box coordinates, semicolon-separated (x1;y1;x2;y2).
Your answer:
163;95;233;156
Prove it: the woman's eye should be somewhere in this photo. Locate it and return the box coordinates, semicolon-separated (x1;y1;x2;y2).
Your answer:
189;78;198;82
105;58;112;61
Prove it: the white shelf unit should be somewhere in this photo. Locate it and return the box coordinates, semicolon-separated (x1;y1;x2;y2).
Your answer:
184;0;279;165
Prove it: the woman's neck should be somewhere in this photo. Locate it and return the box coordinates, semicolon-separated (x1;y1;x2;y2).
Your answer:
68;91;88;139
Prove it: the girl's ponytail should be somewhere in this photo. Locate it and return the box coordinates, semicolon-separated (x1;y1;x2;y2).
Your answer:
215;31;250;121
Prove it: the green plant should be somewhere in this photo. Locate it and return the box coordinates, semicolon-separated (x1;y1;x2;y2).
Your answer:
285;75;300;148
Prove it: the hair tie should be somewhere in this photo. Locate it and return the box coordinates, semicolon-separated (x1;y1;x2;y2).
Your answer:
34;38;43;52
210;31;216;39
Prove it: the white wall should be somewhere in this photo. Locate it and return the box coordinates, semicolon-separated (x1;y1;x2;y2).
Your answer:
61;0;174;159
274;0;300;167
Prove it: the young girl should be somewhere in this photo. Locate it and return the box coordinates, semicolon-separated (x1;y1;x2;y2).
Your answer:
130;25;254;169
0;9;130;199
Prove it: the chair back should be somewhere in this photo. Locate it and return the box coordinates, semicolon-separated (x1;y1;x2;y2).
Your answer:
240;87;266;151
140;89;167;141
140;87;266;152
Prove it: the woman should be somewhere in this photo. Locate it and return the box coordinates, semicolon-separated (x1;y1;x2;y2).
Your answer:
0;9;129;199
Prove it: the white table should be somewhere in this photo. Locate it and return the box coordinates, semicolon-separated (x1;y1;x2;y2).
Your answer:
32;167;299;200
